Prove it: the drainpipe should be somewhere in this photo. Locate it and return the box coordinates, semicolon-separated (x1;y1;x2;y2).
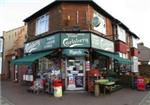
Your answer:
0;37;4;76
112;20;117;72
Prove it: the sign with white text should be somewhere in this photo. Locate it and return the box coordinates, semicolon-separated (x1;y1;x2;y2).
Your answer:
24;34;60;53
91;34;114;52
61;33;90;48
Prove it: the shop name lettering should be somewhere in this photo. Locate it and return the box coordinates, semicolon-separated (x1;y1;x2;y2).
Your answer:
25;40;41;52
63;38;89;47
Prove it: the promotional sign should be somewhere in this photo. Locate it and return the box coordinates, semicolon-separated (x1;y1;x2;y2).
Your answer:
75;76;83;87
93;11;106;35
91;34;114;52
25;32;114;53
24;34;60;53
67;76;76;90
63;49;88;56
61;33;90;48
136;76;146;91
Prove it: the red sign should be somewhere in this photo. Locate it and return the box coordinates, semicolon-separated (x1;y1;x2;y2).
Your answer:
136;76;146;91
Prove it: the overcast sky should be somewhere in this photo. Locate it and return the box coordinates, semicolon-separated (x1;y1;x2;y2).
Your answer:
0;0;150;47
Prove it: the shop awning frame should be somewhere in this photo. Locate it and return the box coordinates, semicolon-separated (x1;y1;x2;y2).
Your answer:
11;51;52;65
95;50;133;65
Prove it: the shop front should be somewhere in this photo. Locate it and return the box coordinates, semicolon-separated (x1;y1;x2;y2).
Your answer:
62;49;89;90
65;56;85;90
11;31;133;92
61;33;90;90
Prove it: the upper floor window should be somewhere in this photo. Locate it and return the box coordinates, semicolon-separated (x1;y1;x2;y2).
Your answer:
132;37;138;48
36;14;49;35
117;26;126;42
92;11;106;35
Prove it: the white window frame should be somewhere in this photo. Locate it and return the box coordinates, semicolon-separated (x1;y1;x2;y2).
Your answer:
117;26;126;42
132;37;138;48
93;11;106;35
36;14;49;35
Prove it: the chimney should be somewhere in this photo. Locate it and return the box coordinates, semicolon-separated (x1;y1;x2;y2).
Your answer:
138;42;144;46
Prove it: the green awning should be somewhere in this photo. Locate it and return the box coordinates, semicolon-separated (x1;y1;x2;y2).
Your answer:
11;51;52;65
116;57;133;65
96;51;133;65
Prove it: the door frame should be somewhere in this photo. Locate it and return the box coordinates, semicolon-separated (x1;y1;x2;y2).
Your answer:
65;57;86;91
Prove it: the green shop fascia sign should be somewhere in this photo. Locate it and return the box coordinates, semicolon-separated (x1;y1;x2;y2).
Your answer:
61;33;90;48
24;32;114;54
24;34;60;53
63;49;88;56
91;34;114;52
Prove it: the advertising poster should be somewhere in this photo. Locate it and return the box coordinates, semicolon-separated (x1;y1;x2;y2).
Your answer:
75;76;83;87
67;76;76;90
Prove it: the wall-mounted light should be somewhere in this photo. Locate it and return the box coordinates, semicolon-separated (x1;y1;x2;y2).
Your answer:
67;15;71;21
65;15;71;26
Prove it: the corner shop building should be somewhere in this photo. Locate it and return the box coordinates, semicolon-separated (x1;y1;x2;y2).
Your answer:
11;0;137;91
12;31;132;91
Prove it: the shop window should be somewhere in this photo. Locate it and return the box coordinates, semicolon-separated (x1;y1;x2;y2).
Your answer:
38;57;51;72
38;57;61;77
92;53;108;70
36;14;49;35
120;64;131;73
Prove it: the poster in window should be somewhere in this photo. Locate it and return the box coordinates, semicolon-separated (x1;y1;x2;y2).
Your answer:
68;76;75;85
75;76;83;87
67;76;76;90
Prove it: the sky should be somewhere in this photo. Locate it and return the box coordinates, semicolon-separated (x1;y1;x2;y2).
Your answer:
0;0;150;47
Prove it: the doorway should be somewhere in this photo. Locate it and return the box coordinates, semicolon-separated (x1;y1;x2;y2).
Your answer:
65;57;85;90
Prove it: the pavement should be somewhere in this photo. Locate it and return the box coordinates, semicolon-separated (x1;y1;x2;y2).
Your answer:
0;96;15;105
139;92;150;105
1;81;150;105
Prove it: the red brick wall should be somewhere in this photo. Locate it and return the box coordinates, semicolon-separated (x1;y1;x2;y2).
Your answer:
139;65;150;77
18;65;28;82
61;3;89;31
27;19;36;38
26;2;114;40
4;55;14;80
49;5;62;32
106;18;113;40
87;5;94;30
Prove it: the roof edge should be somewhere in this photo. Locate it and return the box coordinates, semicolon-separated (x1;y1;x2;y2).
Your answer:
129;31;140;39
24;0;93;22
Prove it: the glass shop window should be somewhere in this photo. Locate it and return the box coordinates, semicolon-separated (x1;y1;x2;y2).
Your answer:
38;57;51;72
